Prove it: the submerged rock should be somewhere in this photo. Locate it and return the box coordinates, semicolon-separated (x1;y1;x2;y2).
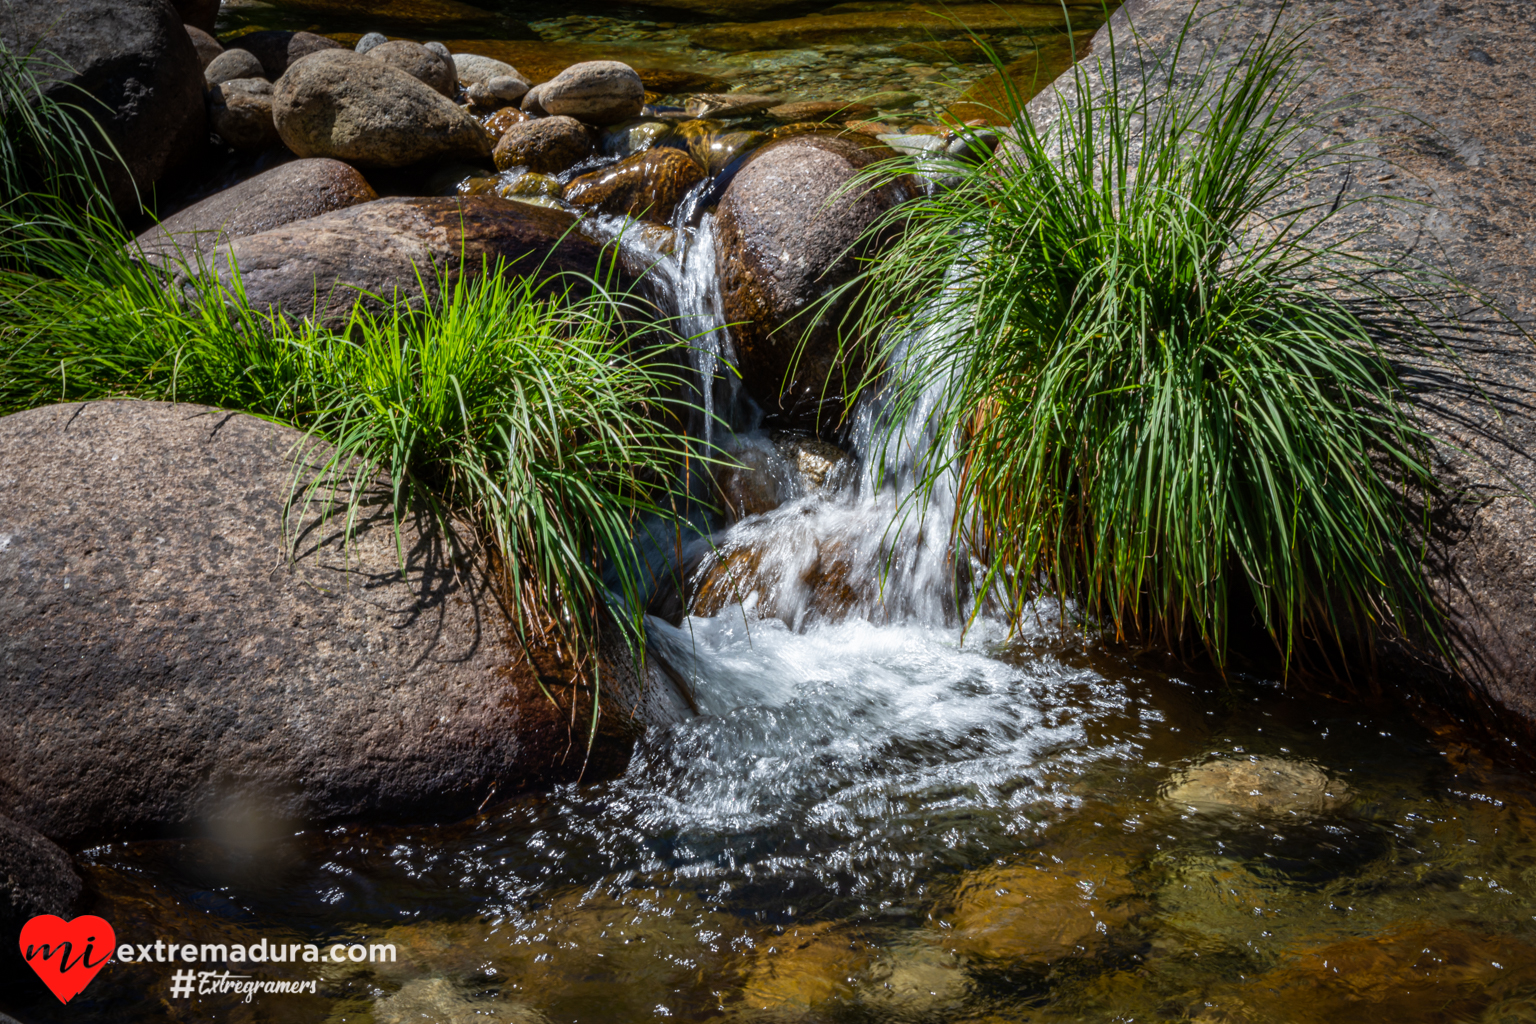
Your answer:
767;100;874;123
687;128;766;176
367;38;457;96
0;0;207;213
0;400;661;844
493;116;591;175
206;78;281;152
374;978;547;1024
196;196;624;323
538;60;645;126
134;157;377;266
715;132;913;427
1162;756;1352;815
685;92;777;119
563;148;704;224
599;117;673;159
273;50;492;167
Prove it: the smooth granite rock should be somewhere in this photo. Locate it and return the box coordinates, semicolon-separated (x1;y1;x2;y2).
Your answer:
195;196;627;323
134;157;378;265
716;133;913;429
0;400;680;844
1045;0;1536;727
538;60;645;126
206;78;281;152
273;49;492;167
205;47;265;85
367;38;456;97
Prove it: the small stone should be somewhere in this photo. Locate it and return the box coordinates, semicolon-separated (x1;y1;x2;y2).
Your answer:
598;117;673;159
1162;756;1352;815
481;105;527;137
540;60;645;126
185;25;222;70
685;92;777;118
563;147;705;223
858;89;922;109
767;100;875;123
452;53;520;86
423;41;450;59
1470;48;1496;65
367;39;456;97
466;74;529;108
492;116;591;175
205;48;264;85
354;31;387;54
207;78;280;151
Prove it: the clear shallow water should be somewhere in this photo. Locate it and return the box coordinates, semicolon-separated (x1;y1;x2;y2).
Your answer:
15;625;1536;1023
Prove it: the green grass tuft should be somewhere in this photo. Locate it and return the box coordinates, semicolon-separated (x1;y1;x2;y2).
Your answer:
838;5;1476;672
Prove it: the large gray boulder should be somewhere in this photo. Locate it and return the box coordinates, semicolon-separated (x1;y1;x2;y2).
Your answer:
715;133;913;429
273;49;492;167
0;401;678;844
1049;0;1536;725
134;157;378;266
194;196;630;324
0;0;207;214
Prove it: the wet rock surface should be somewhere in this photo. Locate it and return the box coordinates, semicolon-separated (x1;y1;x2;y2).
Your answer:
273;49;492;167
493;116;591;175
1162;756;1352;815
197;196;622;323
0;0;207;213
134;157;377;265
716;132;912;427
563;147;704;223
0;401;649;844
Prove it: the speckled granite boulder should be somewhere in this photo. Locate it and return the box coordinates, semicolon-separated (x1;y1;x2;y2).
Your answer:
367;38;456;97
538;60;644;126
493;116;591;175
0;400;683;844
1050;0;1536;725
134;158;378;265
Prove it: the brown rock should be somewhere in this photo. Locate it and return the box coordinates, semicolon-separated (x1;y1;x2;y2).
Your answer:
232;29;345;80
1162;756;1352;816
134;157;377;265
564;147;704;224
206;78;282;152
0;400;659;844
185;24;222;69
273;50;492;167
204;47;264;85
715;133;913;427
492;116;591;175
367;38;456;96
638;68;726;94
481;105;528;136
539;60;645;126
451;52;521;86
197;196;626;324
767;100;875;123
740;922;875;1010
943;854;1144;963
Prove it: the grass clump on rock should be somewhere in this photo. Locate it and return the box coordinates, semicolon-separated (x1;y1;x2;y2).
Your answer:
0;38;699;710
842;12;1471;672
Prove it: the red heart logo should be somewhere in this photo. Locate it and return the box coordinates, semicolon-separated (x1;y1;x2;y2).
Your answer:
18;915;115;1004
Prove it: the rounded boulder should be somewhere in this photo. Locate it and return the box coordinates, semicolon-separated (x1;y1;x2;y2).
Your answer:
715;133;913;428
367;38;456;97
235;29;345;79
204;47;265;85
207;78;281;152
493;116;591;175
539;60;644;126
273;50;492;167
0;400;665;844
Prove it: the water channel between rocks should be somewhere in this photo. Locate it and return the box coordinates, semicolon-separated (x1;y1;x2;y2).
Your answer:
16;4;1536;1022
